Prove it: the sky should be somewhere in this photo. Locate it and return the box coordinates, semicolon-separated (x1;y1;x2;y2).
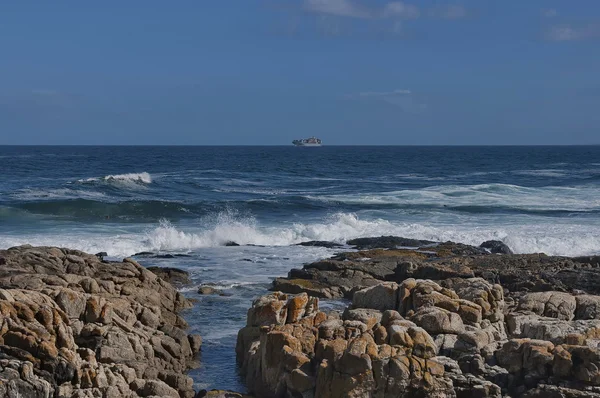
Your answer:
0;1;599;145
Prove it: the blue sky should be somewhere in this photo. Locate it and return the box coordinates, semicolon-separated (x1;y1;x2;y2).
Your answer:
1;1;599;145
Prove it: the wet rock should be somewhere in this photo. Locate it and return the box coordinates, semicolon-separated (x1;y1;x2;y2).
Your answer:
347;236;435;250
198;286;225;296
224;241;240;247
133;251;155;256
480;240;513;254
296;241;343;249
147;266;192;287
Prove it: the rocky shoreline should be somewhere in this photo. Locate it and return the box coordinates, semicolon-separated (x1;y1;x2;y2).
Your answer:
236;237;600;397
0;245;201;398
4;238;600;398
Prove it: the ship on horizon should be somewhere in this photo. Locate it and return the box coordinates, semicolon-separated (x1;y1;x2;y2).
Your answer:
292;136;322;147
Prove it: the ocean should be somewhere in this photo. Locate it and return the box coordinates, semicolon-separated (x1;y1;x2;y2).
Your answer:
1;145;600;391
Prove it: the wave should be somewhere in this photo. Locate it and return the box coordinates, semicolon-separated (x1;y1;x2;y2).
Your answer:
3;212;599;258
11;199;197;220
307;183;600;213
137;213;600;257
78;172;152;185
4;196;329;220
11;188;108;201
511;169;568;178
6;182;600;220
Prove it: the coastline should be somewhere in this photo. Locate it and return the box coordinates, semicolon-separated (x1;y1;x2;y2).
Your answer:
236;237;600;397
4;237;600;397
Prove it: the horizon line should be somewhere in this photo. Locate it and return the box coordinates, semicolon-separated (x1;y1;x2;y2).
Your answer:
1;144;599;147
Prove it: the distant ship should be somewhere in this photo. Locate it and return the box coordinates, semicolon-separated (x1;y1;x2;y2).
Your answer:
293;137;322;147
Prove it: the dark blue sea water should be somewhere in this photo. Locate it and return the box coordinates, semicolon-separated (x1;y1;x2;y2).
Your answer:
2;145;600;391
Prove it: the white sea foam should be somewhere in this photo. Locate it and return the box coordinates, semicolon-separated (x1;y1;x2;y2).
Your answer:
78;172;152;185
306;184;600;212
2;211;598;258
12;188;108;201
512;169;568;178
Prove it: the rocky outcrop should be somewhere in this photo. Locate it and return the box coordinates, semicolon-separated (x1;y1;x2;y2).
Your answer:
274;237;600;299
0;245;201;398
238;280;600;397
237;281;507;398
240;235;600;397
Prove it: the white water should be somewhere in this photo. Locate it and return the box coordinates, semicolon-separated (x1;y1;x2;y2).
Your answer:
78;172;153;185
308;184;600;212
1;211;599;258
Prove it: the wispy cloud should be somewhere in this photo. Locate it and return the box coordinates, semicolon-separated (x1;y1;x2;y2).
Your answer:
304;0;370;19
429;5;468;19
304;0;420;20
546;24;600;41
542;8;558;18
348;89;427;113
382;2;420;19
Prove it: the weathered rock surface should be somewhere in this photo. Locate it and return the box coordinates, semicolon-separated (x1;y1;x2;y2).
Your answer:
0;245;201;398
240;235;600;398
274;237;600;299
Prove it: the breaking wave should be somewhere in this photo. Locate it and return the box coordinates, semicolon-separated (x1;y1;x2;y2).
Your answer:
2;212;599;258
78;172;152;185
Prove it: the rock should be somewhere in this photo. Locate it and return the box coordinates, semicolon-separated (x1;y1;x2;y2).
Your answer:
272;277;341;299
246;292;288;327
188;334;203;354
352;282;399;311
146;266;192;287
296;241;343;249
575;295;600;320
496;339;555;381
410;306;465;334
0;246;198;398
480;240;513;254
198;286;225;296
224;241;240;246
347;236;435;249
342;308;382;330
517;291;577;320
233;237;600;398
95;251;108;259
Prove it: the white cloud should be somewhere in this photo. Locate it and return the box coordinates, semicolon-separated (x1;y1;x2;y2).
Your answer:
542;9;558;18
303;0;420;20
547;24;600;41
304;0;371;19
382;2;420;19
